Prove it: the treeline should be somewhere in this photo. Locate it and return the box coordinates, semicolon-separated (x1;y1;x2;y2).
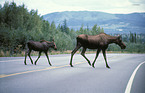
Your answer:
0;2;145;56
0;2;104;55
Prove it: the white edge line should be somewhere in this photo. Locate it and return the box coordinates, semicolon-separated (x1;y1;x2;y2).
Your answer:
125;61;145;93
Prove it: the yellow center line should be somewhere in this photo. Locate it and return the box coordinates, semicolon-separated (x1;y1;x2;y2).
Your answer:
0;67;55;78
0;55;116;78
0;62;85;78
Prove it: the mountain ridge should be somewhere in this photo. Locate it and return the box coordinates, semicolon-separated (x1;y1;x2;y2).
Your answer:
43;11;145;33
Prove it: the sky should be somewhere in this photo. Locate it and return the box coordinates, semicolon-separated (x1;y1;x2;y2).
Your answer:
0;0;145;15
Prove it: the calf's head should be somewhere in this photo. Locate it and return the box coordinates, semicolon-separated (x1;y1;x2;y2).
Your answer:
41;40;57;50
115;36;126;49
50;40;57;50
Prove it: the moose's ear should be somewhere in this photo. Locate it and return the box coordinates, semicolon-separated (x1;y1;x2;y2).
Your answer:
117;35;122;39
52;39;54;42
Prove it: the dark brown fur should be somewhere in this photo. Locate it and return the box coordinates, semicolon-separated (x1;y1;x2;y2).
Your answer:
24;40;57;65
70;33;126;68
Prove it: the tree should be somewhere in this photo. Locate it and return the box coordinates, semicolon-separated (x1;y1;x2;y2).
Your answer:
91;24;104;35
61;19;69;34
91;24;98;35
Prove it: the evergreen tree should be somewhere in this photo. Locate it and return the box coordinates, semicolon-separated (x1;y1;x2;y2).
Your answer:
0;1;145;55
61;19;69;34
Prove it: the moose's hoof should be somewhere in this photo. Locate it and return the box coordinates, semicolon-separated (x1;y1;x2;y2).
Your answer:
70;64;73;67
34;62;37;65
106;66;110;69
92;63;95;68
89;63;91;66
92;65;95;68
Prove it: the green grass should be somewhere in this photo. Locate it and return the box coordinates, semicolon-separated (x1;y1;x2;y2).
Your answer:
1;49;145;57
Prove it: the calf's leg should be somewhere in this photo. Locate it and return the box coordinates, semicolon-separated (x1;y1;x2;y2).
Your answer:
45;52;52;66
24;49;28;65
70;43;81;67
28;50;33;64
35;51;41;65
81;48;91;66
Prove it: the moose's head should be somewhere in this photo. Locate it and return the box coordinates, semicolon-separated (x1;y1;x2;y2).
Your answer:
115;36;126;49
40;40;57;50
51;39;57;50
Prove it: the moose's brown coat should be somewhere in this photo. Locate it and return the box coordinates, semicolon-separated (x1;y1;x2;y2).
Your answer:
24;40;57;65
70;33;126;68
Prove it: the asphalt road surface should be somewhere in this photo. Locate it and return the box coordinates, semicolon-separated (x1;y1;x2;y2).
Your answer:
0;53;145;93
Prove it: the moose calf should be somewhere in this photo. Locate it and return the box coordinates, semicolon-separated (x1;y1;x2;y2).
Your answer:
24;40;57;66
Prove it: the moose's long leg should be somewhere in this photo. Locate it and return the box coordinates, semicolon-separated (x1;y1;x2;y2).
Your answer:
102;49;110;68
92;49;101;68
24;49;28;65
35;51;42;65
70;44;81;67
28;50;33;64
45;52;52;66
81;48;91;66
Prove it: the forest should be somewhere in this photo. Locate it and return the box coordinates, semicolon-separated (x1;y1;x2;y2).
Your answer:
0;2;145;56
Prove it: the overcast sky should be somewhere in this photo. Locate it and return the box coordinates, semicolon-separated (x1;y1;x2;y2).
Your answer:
0;0;145;15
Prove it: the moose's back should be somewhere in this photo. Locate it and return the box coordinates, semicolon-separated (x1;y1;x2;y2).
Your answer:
27;41;48;51
77;34;107;49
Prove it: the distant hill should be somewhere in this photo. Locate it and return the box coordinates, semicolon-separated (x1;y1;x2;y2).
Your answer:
43;11;145;33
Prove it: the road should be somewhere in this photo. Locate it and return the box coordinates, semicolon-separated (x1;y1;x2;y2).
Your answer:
0;53;145;93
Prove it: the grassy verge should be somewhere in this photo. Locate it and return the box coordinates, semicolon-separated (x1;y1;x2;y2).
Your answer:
0;50;144;57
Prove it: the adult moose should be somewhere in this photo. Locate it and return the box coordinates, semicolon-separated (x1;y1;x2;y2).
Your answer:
24;40;57;66
70;33;126;68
